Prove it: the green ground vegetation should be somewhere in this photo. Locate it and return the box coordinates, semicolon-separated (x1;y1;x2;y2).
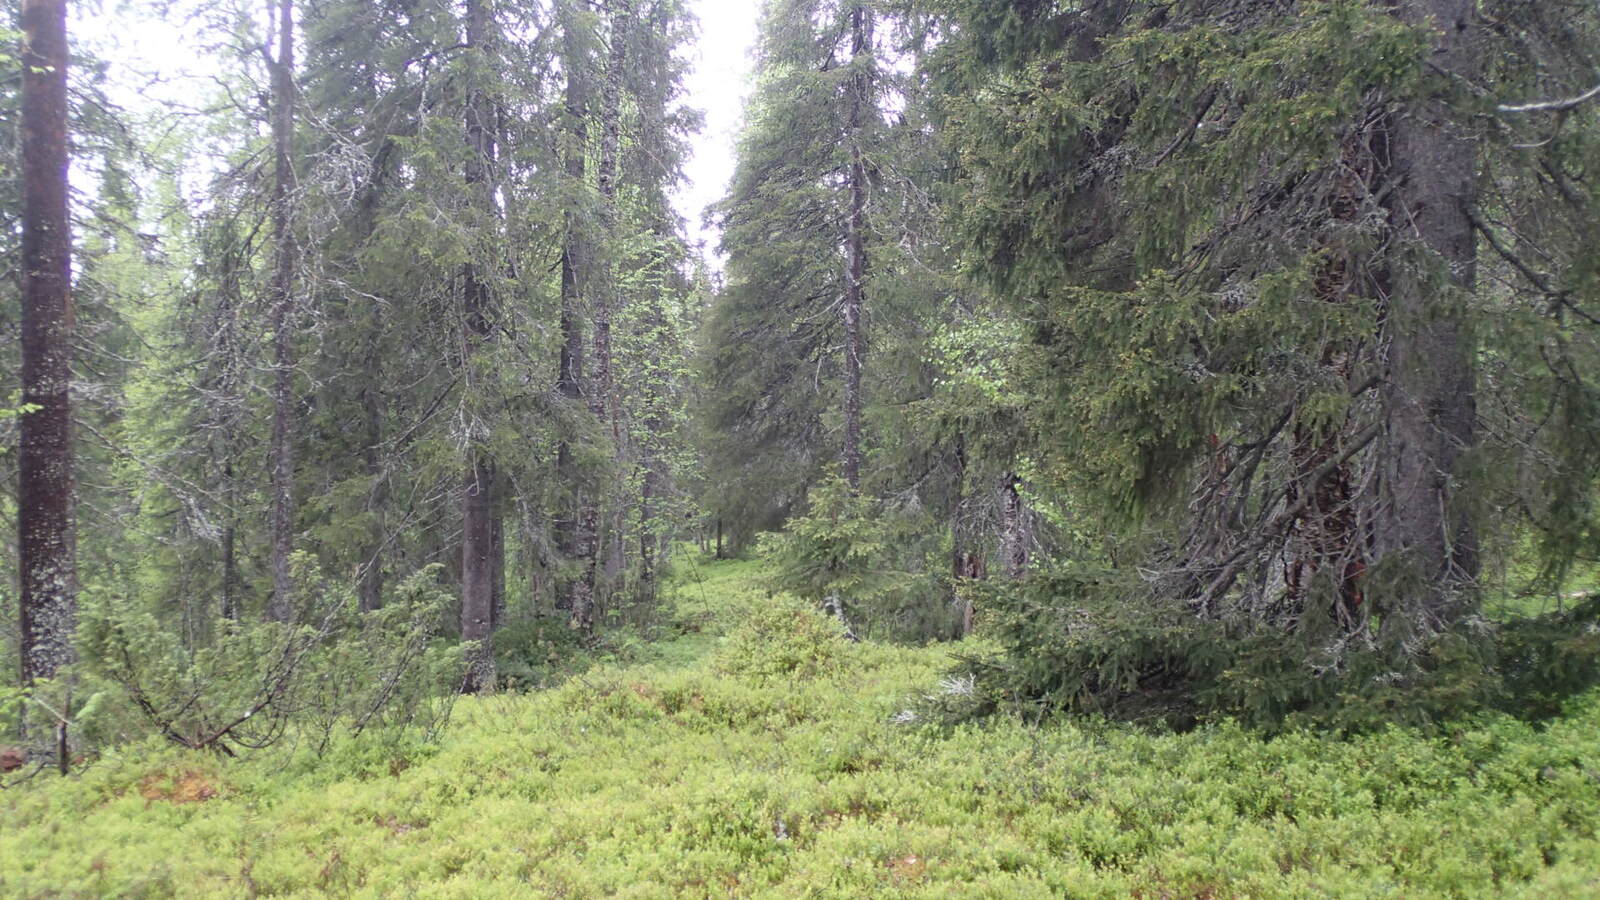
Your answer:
5;556;1600;897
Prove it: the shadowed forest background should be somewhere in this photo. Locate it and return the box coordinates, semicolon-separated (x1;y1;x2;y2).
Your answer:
8;0;1600;894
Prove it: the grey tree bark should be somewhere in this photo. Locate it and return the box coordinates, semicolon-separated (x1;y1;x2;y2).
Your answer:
840;3;873;491
1376;0;1480;629
222;461;240;620
557;1;590;619
1001;474;1028;579
949;435;983;638
459;0;498;691
265;0;298;623
577;0;631;626
358;337;386;614
637;231;672;596
18;0;75;691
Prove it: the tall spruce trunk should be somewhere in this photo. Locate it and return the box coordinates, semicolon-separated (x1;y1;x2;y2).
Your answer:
577;0;631;624
602;39;631;601
265;0;297;623
637;235;672;596
1377;0;1480;627
557;7;589;618
217;268;244;622
18;0;75;698
594;2;625;447
840;4;872;490
460;0;498;691
351;143;392;616
461;456;495;690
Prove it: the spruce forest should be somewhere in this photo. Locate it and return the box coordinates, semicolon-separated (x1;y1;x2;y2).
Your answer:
8;0;1600;894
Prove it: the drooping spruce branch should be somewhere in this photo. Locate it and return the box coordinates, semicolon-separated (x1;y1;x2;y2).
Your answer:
1498;81;1600;114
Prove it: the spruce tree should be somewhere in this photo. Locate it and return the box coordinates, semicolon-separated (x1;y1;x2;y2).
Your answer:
18;0;75;691
700;0;888;539
265;0;299;623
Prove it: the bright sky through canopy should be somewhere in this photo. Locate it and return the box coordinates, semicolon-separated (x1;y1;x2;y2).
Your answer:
675;0;760;266
76;0;758;271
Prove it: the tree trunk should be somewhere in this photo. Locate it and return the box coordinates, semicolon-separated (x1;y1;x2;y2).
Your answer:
949;435;984;637
265;0;298;623
605;509;626;603
461;457;495;691
459;0;498;692
1001;474;1028;579
358;361;386;614
840;3;872;491
638;449;658;594
18;0;75;690
222;461;240;621
556;4;589;617
1376;0;1480;628
348;137;392;617
583;1;630;619
593;1;625;446
638;484;655;590
637;237;671;596
214;252;244;623
490;511;506;629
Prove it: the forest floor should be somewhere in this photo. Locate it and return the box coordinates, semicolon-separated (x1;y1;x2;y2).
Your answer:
5;556;1600;897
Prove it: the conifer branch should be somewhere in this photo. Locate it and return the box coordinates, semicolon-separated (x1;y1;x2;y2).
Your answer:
1201;419;1383;605
1498;81;1600;114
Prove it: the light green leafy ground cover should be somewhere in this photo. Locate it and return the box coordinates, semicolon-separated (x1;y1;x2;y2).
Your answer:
4;555;1600;897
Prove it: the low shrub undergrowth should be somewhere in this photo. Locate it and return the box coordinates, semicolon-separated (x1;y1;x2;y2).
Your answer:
4;557;1600;896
